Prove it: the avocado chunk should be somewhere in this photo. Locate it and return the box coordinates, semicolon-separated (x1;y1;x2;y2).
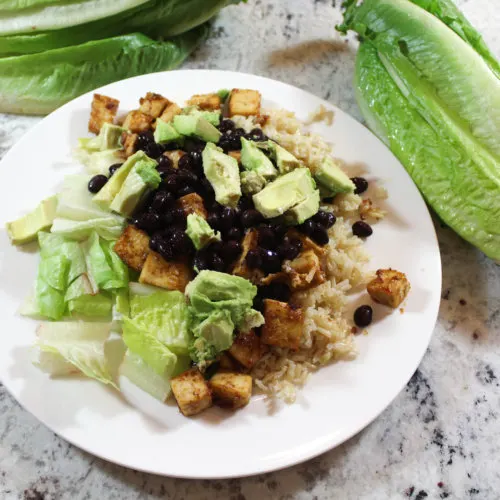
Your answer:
240;170;267;195
192;309;234;352
154;118;182;144
314;157;355;196
182;106;221;126
186;213;221;251
110;158;160;216
268;140;302;174
253;168;316;219
240;137;277;179
173;115;221;143
285;189;320;224
93;150;151;210
202;143;242;208
6;195;58;245
80;123;125;152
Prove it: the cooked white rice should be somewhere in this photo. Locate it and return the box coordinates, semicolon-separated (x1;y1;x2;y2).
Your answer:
246;108;378;403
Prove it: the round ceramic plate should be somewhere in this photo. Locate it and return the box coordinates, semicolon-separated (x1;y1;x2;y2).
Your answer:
0;70;441;479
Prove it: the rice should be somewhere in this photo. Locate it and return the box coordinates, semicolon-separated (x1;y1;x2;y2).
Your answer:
249;107;377;403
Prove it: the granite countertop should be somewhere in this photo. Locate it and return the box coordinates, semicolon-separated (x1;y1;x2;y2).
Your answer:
1;1;499;498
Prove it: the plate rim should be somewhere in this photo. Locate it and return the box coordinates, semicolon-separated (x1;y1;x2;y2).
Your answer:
0;69;442;479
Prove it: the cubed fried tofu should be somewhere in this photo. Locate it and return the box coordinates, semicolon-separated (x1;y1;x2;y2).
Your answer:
177;193;207;219
89;93;119;134
171;369;212;416
139;92;170;118
187;93;221;111
139;251;192;291
157;102;182;125
219;353;239;371
232;229;264;284
228;151;242;163
261;299;304;351
113;226;150;272
120;132;138;158
367;269;411;308
122;110;153;133
163;150;185;168
283;249;326;290
229;330;266;369
228;89;261;117
209;372;252;409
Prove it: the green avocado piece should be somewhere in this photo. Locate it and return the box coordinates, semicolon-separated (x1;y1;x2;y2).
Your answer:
192;309;234;352
186;213;221;251
6;195;58;245
268;140;302;174
202;143;242;208
314;157;355;196
285;189;320;225
154;119;182;144
253;168;316;219
80;123;125;152
93;151;151;210
240;170;267;195
173;115;221;143
240;137;278;179
110;159;160;216
182;106;221;126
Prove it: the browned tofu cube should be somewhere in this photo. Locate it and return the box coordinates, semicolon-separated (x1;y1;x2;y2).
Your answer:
209;372;252;409
283;249;326;290
228;151;242;163
367;269;411;308
171;369;212;416
113;226;150;272
89;93;119;134
261;299;304;351
187;93;221;111
176;193;207;219
228;89;261;117
122;110;153;133
157;102;182;125
120;132;138;158
229;330;266;369
219;353;239;371
139;251;192;291
139;92;170;118
232;229;264;284
163;150;185;168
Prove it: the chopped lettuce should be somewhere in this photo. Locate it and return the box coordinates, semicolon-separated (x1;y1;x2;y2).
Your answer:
51;216;125;241
35;274;66;320
65;275;113;317
36;321;117;387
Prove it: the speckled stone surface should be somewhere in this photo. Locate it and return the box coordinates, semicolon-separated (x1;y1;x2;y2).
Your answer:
1;1;499;499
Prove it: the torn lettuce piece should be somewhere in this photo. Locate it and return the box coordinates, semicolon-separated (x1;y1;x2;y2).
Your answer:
36;321;117;388
35;274;66;320
34;350;80;377
65;275;113;317
38;254;70;291
185;213;221;250
51;216;125;241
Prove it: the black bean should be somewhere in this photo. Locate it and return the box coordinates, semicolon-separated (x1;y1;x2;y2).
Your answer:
246;249;262;269
193;252;210;272
351;177;369;195
171;230;194;255
157;155;173;170
220;207;237;231
299;219;315;236
241;209;263;228
134;212;161;234
310;223;329;246
217;136;233;153
136;131;154;150
354;305;373;327
201;179;216;199
184;137;206;153
88;175;108;193
178;154;193;171
150;191;175;213
178;186;195;197
207;213;221;231
170;207;187;228
189;150;203;170
238;196;254;212
156;239;176;261
164;175;180;193
258;226;277;249
261;249;281;274
143;142;162;159
313;210;336;229
226;227;243;241
177;169;199;186
108;163;122;176
247;127;266;141
267;218;288;238
162;141;182;151
277;242;301;261
210;254;226;272
222;240;242;260
219;119;235;133
352;221;373;238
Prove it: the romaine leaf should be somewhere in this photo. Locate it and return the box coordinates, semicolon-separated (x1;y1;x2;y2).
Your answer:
33;350;80;377
36;321;117;387
35;275;66;320
65;275;113;317
39;254;70;291
51;217;125;241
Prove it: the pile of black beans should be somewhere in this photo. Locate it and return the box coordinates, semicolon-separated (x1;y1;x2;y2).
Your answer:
217;118;268;153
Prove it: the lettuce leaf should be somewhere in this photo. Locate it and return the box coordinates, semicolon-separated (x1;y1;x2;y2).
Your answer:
51;217;125;241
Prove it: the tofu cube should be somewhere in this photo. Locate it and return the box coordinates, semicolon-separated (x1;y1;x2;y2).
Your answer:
229;330;266;369
113;226;150;272
219;353;239;371
120;132;138;158
139;251;192;291
209;372;252;409
163;150;185;168
177;193;207;219
367;269;411;308
171;369;212;417
187;93;222;111
139;92;170;118
261;299;304;351
157;102;182;125
228;89;261;117
232;229;264;284
283;249;325;290
88;93;119;134
122;110;153;133
228;151;242;163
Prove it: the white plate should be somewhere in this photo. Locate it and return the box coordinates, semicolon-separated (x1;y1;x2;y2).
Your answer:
0;70;441;479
